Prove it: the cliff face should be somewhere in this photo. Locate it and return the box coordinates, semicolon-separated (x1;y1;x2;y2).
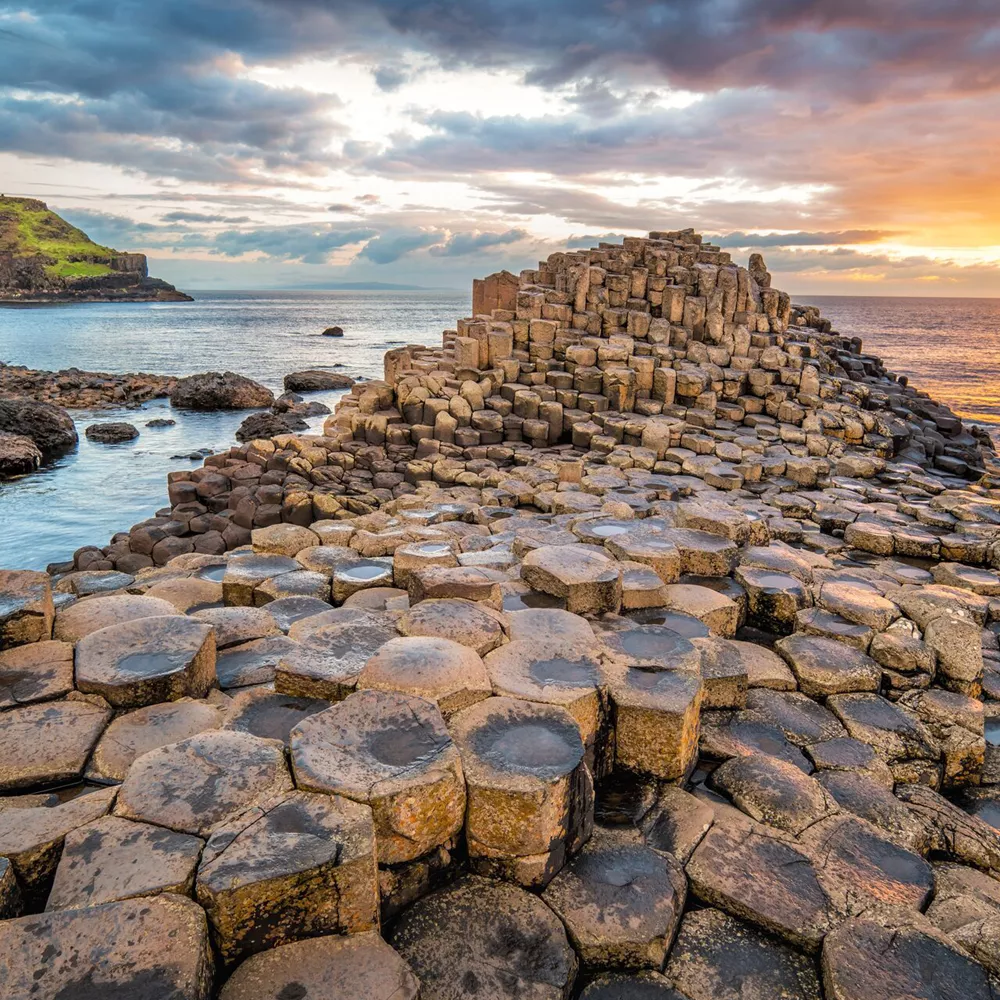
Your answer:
0;196;191;303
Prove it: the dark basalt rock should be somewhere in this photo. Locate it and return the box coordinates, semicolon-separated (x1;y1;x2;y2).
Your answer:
321;326;344;337
235;410;305;442
284;369;354;391
0;431;42;476
170;371;274;410
85;421;139;444
0;397;78;456
390;874;578;1000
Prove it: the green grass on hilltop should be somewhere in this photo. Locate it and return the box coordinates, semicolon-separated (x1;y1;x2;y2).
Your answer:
0;195;116;278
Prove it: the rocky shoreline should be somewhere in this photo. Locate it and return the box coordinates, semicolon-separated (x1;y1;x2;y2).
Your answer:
2;230;1000;998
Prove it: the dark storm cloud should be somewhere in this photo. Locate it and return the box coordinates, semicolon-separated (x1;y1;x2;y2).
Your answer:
428;229;528;257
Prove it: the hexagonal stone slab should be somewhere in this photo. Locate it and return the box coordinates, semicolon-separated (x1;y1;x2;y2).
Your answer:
398;597;506;654
606;532;681;583
192;605;280;648
605;662;703;780
710;753;837;834
196;790;378;965
114;730;292;836
222;553;300;605
665;907;821;1000
819;581;899;631
47;814;203;911
744;688;847;746
774;634;880;697
542;828;686;969
53;593;178;642
0;893;213;999
75;615;216;708
291;690;465;863
0;695;111;791
359;635;491;718
251;523;319;556
0;639;73;709
485;640;605;771
700;713;812;772
828;693;938;770
219;931;420;1000
222;688;329;744
734;567;810;634
276;615;398;700
0;786;116;901
821;908;996;1000
87;697;225;783
799;815;933;915
0;569;53;648
507;607;596;648
253;569;331;606
332;558;395;603
521;544;622;614
661;528;739;577
215;635;298;689
686;816;836;951
641;785;715;863
390;874;578;1000
451;696;592;887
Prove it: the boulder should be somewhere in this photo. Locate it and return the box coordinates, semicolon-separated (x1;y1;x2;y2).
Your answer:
170;371;274;410
235;411;304;442
321;326;344;337
0;397;78;456
84;421;139;443
284;368;355;391
0;431;42;476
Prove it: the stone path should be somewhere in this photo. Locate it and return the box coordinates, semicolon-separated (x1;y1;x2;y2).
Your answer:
2;230;1000;998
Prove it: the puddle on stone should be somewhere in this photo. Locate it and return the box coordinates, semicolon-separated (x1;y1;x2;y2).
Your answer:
588;522;632;538
267;596;333;630
117;650;192;678
197;566;227;583
529;655;600;688
615;625;699;660
985;719;1000;746
368;722;448;768
411;543;453;556
337;562;390;581
624;666;675;692
502;591;566;611
626;610;710;637
474;718;582;778
750;571;801;591
230;696;328;743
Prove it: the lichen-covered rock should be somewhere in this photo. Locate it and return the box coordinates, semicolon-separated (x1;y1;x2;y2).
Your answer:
0;893;214;999
390;874;578;999
196;790;378;964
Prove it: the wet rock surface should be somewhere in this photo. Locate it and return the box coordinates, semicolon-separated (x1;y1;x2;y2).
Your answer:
6;230;1000;994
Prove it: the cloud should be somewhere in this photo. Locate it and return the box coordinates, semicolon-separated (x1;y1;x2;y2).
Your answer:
713;230;903;248
162;211;250;223
429;228;528;256
357;228;445;263
373;65;410;92
210;224;378;263
565;232;630;248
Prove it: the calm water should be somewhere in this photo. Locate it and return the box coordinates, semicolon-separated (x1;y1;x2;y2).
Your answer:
0;291;465;569
0;291;996;571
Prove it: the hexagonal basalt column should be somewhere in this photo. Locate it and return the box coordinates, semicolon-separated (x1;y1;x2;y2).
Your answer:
485;640;608;775
450;696;593;887
196;790;378;965
521;544;622;615
220;932;419;1000
397;598;507;655
358;636;492;718
542;828;687;970
222;553;300;606
735;566;811;634
291;690;465;864
114;730;293;837
332;558;395;603
75;615;217;708
605;662;703;780
0;569;53;648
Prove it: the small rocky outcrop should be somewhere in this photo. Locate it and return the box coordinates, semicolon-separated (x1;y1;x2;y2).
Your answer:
170;372;275;410
85;422;139;444
0;432;42;477
321;326;344;337
0;397;77;457
283;369;355;392
235;412;306;443
0;363;175;409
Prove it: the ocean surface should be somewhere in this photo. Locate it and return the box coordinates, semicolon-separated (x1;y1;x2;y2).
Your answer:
0;291;997;571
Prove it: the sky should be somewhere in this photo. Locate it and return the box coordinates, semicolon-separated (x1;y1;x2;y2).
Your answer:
1;1;998;295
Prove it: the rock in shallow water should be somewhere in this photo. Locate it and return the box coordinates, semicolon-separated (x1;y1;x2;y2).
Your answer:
84;421;139;444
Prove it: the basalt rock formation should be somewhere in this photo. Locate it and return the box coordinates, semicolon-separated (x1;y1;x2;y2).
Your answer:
0;196;191;302
3;230;1000;998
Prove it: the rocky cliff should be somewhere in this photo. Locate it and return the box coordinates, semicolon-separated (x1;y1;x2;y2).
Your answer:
0;196;191;302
